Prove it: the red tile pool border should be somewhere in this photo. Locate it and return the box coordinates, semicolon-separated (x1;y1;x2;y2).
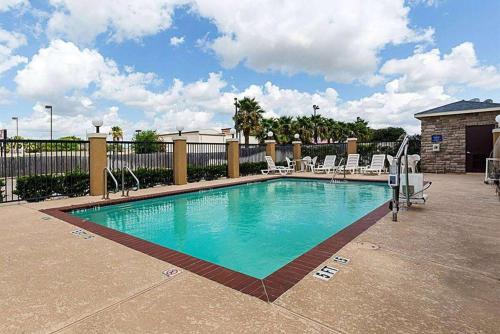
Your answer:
42;177;390;302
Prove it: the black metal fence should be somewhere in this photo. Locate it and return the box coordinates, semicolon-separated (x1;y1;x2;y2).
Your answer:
0;139;90;202
107;141;173;171
276;144;293;163
357;139;420;165
301;143;348;163
187;143;227;167
239;144;266;163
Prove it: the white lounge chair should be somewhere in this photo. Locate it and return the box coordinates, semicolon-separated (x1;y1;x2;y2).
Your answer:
400;154;421;173
362;154;386;175
261;156;293;175
314;155;337;174
340;154;360;174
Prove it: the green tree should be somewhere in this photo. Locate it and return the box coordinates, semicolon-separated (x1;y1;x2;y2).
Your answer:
110;126;124;141
133;130;162;153
257;117;279;143
234;97;265;146
371;127;405;142
277;116;294;143
293;116;314;144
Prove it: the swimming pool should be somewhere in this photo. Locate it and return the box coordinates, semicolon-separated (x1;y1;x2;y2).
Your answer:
70;178;391;279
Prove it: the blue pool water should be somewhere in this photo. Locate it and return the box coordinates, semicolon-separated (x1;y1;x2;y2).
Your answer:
71;179;391;278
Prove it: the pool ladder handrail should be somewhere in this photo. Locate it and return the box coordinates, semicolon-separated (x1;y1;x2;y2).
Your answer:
122;166;140;197
103;167;119;199
330;158;346;183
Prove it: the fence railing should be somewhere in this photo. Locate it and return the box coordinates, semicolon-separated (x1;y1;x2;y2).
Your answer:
276;144;293;163
187;143;227;167
1;139;90;202
301;143;348;162
357;139;420;165
239;144;266;163
107;141;173;171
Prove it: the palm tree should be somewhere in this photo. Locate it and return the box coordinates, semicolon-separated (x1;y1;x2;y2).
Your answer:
310;114;324;144
110;126;124;141
293;116;314;144
257;117;279;143
277;116;294;143
234;97;265;146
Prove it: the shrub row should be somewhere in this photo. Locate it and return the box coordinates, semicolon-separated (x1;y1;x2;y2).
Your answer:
0;178;4;202
239;161;268;176
108;168;173;190
187;165;227;183
15;171;89;201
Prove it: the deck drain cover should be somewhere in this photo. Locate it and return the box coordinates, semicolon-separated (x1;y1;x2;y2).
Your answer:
71;229;94;239
313;266;338;281
163;268;181;278
332;255;350;265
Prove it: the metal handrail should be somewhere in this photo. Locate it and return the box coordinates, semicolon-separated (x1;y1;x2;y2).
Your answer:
122;166;140;197
103;167;119;199
330;158;345;183
390;134;410;221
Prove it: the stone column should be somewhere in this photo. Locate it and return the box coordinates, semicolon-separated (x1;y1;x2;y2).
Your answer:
292;141;302;171
265;140;276;162
226;138;240;178
173;137;187;185
87;133;108;196
347;137;358;155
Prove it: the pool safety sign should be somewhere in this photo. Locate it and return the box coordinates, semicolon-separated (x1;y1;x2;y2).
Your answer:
332;255;350;265
313;266;338;281
163;268;181;278
431;134;443;143
71;229;94;239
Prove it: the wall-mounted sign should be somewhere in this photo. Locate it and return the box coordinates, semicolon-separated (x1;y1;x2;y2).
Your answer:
431;134;443;143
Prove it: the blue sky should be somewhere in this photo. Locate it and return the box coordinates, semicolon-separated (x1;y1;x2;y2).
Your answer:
0;0;499;138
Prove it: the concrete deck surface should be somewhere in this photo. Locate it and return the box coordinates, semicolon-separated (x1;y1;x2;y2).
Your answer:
0;173;498;333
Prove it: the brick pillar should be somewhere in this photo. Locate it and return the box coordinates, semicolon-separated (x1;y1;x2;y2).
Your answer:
265;140;276;161
226;138;240;178
292;141;302;171
493;128;500;147
87;133;108;196
347;137;358;155
173;137;187;185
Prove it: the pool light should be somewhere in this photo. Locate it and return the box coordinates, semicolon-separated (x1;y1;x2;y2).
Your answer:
92;119;103;133
176;125;184;136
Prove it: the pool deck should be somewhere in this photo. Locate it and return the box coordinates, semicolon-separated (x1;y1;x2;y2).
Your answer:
1;173;499;333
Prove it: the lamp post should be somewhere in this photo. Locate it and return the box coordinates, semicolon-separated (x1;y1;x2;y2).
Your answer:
312;104;320;144
294;133;300;141
233;97;239;139
11;117;18;137
267;131;274;139
230;128;236;139
92;119;103;133
45;105;53;140
176;125;184;136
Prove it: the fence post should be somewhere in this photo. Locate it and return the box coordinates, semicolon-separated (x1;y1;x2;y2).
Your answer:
265;140;276;162
226;139;240;178
292;140;302;171
88;133;108;196
347;137;358;155
173;137;187;185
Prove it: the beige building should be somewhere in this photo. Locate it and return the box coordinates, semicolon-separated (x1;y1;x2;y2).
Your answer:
415;99;500;173
159;129;259;144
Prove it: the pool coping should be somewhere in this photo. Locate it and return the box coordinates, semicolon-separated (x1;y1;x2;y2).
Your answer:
41;176;390;303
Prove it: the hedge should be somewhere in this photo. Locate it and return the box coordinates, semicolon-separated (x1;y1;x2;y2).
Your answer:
14;170;89;202
187;164;227;183
239;161;267;176
109;168;173;190
0;178;4;202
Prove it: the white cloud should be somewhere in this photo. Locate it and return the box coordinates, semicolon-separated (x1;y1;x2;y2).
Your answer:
46;0;186;44
15;39;113;99
192;0;433;82
0;0;27;12
380;42;500;91
0;28;27;75
170;36;185;46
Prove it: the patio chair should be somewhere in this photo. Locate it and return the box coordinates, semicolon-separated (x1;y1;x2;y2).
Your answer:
340;154;360;174
362;154;386;175
401;154;421;173
305;156;318;172
314;155;337;174
285;157;296;170
261;156;293;175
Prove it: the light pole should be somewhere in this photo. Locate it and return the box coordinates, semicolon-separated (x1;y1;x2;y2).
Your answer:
45;105;53;140
312;104;320;144
233;97;239;139
11;117;18;137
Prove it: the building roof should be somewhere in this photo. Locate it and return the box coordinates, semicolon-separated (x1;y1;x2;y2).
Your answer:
415;99;500;118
